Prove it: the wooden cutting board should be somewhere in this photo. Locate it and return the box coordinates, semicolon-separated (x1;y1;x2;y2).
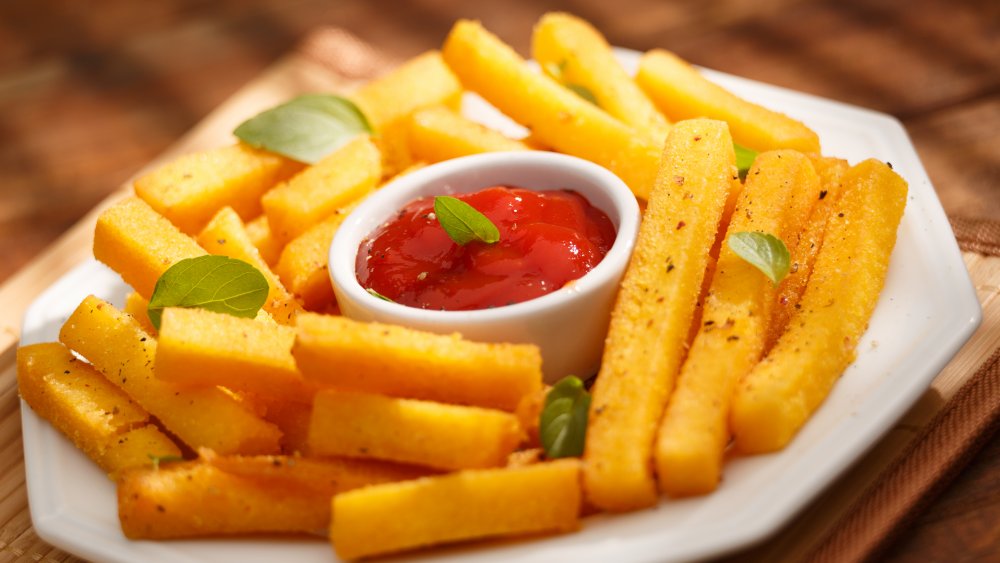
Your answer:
1;27;998;562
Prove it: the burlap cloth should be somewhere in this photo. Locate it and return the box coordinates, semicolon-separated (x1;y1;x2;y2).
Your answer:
1;28;998;563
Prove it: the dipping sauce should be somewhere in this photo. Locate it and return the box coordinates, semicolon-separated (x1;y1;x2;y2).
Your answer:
356;186;617;310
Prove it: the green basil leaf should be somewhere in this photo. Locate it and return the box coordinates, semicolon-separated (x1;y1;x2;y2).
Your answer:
433;196;501;246
233;94;372;164
148;453;185;471
734;143;758;180
147;255;270;330
727;231;791;286
540;60;599;107
566;83;599;107
540;376;591;459
366;288;395;302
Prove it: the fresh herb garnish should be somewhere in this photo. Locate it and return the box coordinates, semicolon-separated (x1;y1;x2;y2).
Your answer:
727;231;791;286
147;255;270;330
539;376;591;459
734;143;758;180
233;94;372;164
565;84;599;106
366;288;395;302
541;59;599;107
433;196;501;246
148;453;185;470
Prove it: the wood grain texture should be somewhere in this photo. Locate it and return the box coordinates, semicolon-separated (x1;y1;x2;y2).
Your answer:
0;1;998;561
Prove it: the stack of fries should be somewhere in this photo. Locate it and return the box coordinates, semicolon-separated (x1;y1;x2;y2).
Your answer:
16;12;907;560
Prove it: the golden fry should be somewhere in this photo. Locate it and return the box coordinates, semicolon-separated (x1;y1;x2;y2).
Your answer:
636;49;820;153
293;313;542;412
118;462;328;538
17;342;180;476
766;155;849;351
275;203;360;311
731;159;907;453
532;12;670;141
408;105;528;163
331;460;581;560
59;296;282;455
133;143;303;234
155;307;313;402
655;150;819;496
308;390;522;471
442;19;661;199
352;51;463;175
197;206;301;324
584;119;735;511
262;136;380;244
93;196;206;299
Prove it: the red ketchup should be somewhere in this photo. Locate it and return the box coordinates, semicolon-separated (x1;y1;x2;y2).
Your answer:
356;186;617;311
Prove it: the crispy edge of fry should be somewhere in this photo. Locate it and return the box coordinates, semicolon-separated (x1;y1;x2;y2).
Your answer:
654;150;820;496
730;159;907;453
583;119;735;511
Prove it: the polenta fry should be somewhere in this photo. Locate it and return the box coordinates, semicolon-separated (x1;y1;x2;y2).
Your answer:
262;136;380;244
584;119;735;511
59;296;282;455
133;143;303;235
155;307;314;403
293;313;542;412
731;159;907;453
407;105;529;163
118;461;341;539
197;206;301;324
308;390;522;470
93;196;206;299
351;50;463;176
532;12;671;142
655;150;820;496
331;460;581;560
766;155;849;351
17;342;181;477
636;49;820;153
275;202;360;311
442;19;662;199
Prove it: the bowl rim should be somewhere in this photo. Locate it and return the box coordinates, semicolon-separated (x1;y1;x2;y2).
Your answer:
328;151;641;325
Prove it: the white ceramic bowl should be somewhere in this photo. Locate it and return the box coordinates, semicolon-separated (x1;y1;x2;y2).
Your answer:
329;151;640;382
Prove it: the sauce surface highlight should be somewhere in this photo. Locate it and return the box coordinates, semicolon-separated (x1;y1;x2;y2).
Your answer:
357;186;616;310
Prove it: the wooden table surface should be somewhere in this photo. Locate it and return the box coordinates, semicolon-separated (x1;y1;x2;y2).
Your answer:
1;0;997;561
